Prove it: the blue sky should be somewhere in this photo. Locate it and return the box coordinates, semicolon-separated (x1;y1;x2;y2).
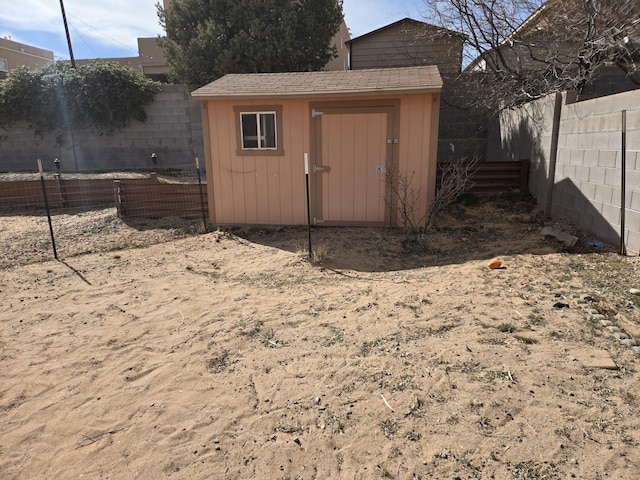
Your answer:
0;0;427;61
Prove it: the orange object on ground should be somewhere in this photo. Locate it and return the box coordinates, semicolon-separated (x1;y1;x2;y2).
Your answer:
487;259;502;269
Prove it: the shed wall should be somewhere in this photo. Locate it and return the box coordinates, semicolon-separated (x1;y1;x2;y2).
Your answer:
203;93;440;226
204;98;310;225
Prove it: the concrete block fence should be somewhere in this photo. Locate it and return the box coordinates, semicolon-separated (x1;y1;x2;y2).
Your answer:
0;84;204;173
493;89;640;254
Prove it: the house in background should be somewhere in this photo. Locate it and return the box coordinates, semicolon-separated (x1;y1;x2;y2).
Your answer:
347;18;464;77
346;18;481;162
192;66;442;227
75;37;171;82
0;37;54;79
466;0;640;99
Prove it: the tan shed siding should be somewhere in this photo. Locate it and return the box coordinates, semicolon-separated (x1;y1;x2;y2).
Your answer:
206;98;310;225
396;93;435;225
207;100;239;222
279;100;308;224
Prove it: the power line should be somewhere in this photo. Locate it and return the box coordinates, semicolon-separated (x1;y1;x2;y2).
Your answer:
67;12;141;56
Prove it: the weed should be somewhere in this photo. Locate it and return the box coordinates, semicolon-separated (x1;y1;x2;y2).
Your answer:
405;395;425;418
207;349;230;373
554;425;572;439
526;314;546;326
446;413;460;424
298;242;331;263
620;432;635;444
477;416;493;433
477;337;509;346
380;419;399;438
275;423;304;434
497;323;516;333
377;462;394;479
512;461;560;479
321;327;345;347
405;430;421;441
514;335;538;345
359;338;384;357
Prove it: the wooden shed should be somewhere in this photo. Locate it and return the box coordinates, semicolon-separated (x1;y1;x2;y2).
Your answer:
192;66;442;227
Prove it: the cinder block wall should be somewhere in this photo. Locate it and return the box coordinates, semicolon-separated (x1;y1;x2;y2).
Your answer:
0;84;204;172
494;89;640;254
491;93;560;204
554;90;640;252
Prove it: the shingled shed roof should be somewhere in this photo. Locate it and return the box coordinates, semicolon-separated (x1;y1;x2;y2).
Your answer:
191;66;442;100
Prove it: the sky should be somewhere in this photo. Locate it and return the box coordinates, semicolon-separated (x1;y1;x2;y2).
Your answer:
0;0;427;62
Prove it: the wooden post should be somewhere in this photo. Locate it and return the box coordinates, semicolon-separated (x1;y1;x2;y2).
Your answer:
53;173;68;208
114;180;122;217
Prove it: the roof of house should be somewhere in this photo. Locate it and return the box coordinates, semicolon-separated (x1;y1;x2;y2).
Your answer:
346;18;466;45
191;66;443;100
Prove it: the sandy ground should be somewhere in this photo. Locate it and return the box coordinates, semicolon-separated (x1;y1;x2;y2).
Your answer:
1;194;640;479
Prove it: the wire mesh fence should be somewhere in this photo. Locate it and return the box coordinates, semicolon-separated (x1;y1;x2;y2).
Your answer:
0;160;209;268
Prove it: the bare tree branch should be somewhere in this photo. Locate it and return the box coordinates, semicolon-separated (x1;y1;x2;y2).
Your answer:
422;0;640;111
426;156;479;228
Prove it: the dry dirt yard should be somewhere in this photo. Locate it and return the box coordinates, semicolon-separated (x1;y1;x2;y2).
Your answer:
1;194;640;480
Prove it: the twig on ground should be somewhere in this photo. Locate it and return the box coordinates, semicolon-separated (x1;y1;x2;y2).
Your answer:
76;429;121;448
525;419;537;434
256;332;280;347
381;394;394;412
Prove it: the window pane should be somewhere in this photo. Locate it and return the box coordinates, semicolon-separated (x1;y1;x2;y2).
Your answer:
260;113;277;149
241;113;259;149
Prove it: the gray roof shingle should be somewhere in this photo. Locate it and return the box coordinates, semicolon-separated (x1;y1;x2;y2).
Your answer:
191;66;442;99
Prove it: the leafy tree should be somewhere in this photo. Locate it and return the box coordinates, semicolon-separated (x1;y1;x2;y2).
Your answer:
0;61;161;143
422;0;640;111
157;0;344;86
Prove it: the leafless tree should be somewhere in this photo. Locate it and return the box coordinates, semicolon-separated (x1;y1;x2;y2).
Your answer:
423;0;640;111
426;156;478;228
387;157;478;234
386;169;426;233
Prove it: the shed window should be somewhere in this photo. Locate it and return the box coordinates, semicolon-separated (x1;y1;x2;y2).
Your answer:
234;105;284;156
241;112;277;149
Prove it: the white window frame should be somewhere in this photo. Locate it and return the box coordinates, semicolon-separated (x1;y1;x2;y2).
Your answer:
240;111;277;150
234;105;284;156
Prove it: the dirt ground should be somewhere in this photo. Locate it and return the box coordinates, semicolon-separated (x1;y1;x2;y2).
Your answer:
1;194;640;479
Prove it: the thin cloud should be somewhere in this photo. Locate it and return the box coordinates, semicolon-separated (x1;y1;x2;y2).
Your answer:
0;0;162;55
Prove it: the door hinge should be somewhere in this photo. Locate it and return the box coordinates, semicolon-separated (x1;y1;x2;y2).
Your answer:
313;165;330;173
314;218;325;224
387;138;399;144
312;109;324;117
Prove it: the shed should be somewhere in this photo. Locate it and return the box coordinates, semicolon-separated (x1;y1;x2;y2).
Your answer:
191;65;442;227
